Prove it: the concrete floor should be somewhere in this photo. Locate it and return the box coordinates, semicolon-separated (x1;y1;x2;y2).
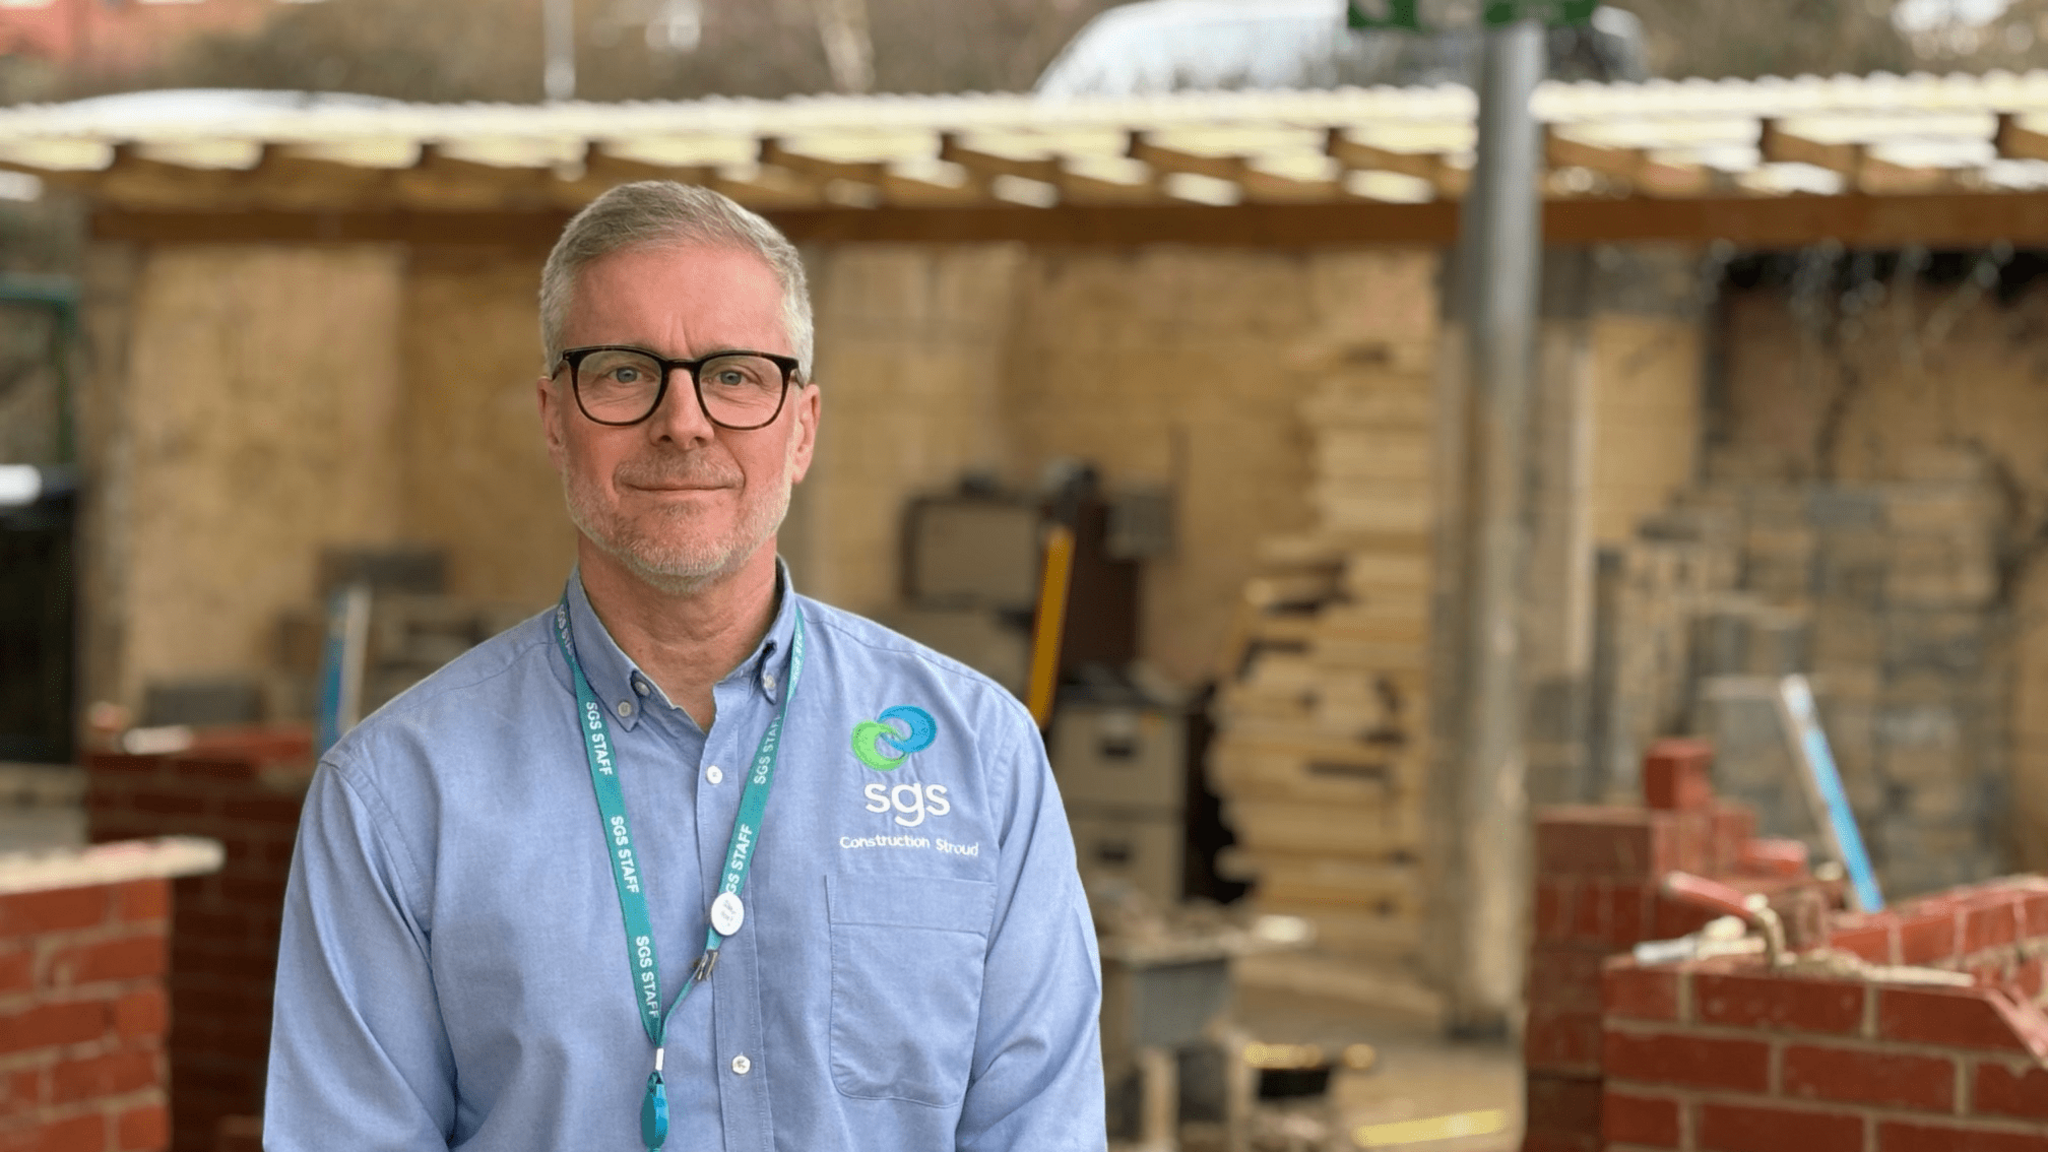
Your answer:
1226;985;1523;1152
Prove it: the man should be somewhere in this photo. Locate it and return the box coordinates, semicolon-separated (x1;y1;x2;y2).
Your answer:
266;182;1106;1151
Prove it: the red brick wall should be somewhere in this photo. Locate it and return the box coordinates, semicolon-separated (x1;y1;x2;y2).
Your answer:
1603;878;2048;1152
1525;740;1841;1152
84;729;312;1152
0;876;174;1152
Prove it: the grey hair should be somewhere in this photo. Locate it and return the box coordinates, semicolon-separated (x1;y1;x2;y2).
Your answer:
539;181;813;378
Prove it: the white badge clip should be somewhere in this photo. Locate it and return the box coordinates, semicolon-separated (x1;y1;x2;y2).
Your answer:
710;891;745;937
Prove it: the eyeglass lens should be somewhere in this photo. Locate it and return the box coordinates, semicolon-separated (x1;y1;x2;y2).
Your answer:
575;350;786;427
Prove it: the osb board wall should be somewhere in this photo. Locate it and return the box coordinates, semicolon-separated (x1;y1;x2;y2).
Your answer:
1711;278;2048;869
400;248;575;609
118;245;407;704
796;244;1017;612
92;239;1445;706
1587;312;1701;548
1003;246;1441;683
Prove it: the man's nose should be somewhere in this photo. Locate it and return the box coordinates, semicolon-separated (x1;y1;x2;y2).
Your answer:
648;368;718;444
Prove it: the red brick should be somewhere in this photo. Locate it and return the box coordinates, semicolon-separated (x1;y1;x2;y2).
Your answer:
1829;919;1894;965
1975;1061;2048;1121
1604;1029;1770;1092
1529;948;1606;1013
1610;882;1651;947
214;1116;262;1152
1520;1135;1600;1152
1652;894;1720;940
0;947;32;996
111;990;167;1044
113;1102;166;1151
31;1113;108;1152
2024;893;2048;941
1604;962;1680;1022
0;1067;41;1111
1536;881;1575;942
1880;1121;2048;1152
1701;1101;1863;1152
112;881;168;925
1571;880;1610;945
1878;987;2030;1051
129;792;206;817
0;887;111;936
1965;899;2023;955
52;1050;158;1103
1898;909;1959;966
219;795;303;826
1535;808;1668;877
1643;739;1714;811
1781;1043;1954;1112
47;934;167;987
1694;971;1865;1034
1737;838;1809;878
2016;957;2046;1001
1524;1009;1603;1074
1605;1090;1681;1148
1710;804;1759;874
0;999;108;1053
1672;811;1713;875
1523;1072;1602;1136
83;751;170;775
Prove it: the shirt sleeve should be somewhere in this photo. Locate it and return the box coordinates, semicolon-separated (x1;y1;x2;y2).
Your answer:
956;714;1107;1152
265;755;457;1150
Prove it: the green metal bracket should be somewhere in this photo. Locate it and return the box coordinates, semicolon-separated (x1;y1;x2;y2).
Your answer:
1483;0;1598;26
1347;0;1598;30
1346;0;1425;31
0;273;82;469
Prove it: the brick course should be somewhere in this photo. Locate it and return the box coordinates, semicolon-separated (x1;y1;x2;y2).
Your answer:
1522;739;1845;1148
1598;872;2048;1152
0;874;174;1151
82;727;314;1152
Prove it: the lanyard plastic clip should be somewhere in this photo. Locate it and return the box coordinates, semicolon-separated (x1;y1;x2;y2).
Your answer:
691;949;720;983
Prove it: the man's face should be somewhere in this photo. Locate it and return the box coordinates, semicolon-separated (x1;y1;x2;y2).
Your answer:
538;243;819;592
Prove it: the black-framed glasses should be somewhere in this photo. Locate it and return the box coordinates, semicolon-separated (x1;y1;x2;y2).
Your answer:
556;345;801;430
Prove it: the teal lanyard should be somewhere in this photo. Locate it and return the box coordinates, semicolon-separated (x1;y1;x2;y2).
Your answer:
551;590;807;1152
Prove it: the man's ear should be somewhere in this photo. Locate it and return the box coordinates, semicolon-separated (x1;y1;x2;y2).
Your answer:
537;373;567;472
788;381;821;485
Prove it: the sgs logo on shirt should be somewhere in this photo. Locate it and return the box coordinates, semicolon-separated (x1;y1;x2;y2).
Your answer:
853;706;948;827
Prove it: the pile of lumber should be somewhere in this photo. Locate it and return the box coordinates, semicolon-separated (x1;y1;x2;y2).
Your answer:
1208;350;1439;1010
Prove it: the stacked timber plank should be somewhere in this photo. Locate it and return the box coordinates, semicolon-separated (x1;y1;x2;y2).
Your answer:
1208;348;1440;1013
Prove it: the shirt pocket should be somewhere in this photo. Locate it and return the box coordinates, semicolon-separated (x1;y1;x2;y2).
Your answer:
827;872;995;1106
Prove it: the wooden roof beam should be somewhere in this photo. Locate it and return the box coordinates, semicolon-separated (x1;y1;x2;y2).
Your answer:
1760;120;1957;194
937;134;1062;184
95;145;255;210
1543;127;1711;197
1995;112;2048;163
1324;129;1464;199
760;137;993;206
394;144;559;210
1127;133;1245;183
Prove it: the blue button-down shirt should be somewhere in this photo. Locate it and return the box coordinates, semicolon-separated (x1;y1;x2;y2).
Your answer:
266;568;1105;1151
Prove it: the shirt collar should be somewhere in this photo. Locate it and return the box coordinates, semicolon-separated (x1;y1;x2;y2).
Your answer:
562;559;801;732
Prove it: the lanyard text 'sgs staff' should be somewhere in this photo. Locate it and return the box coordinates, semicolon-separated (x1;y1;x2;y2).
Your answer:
552;591;808;1152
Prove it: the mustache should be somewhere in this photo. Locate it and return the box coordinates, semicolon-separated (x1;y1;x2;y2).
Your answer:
613;458;742;489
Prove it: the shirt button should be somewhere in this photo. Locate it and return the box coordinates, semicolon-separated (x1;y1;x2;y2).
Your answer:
761;673;777;693
615;700;634;718
705;765;724;785
632;678;651;697
731;1054;751;1076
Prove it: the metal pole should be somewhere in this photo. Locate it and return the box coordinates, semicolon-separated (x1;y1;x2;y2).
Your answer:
1448;14;1545;1037
544;0;576;102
